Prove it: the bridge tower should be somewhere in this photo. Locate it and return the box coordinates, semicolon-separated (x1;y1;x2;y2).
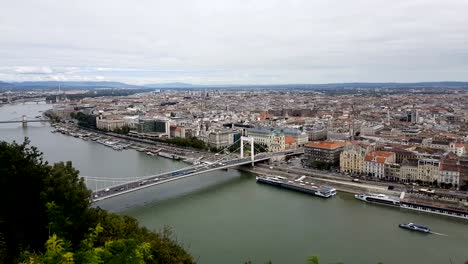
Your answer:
22;115;27;127
240;136;254;165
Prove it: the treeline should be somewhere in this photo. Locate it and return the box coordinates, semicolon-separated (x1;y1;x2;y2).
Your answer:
165;137;207;150
45;89;150;102
70;112;96;128
0;139;194;263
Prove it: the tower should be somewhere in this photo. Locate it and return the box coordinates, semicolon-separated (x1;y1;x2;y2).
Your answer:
240;136;255;165
21;115;27;127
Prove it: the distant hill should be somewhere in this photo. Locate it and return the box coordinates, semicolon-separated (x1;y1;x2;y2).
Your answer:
0;81;145;91
0;81;12;87
1;81;468;91
143;82;194;88
12;81;142;88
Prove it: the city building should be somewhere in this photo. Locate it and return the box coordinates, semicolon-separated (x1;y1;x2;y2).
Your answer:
385;163;401;181
363;151;396;179
207;130;234;149
406;109;419;123
400;160;419;182
96;115;125;131
340;143;369;174
439;164;460;188
417;159;440;183
170;125;186;138
136;118;170;135
246;127;285;152
449;142;465;157
306;128;327;141
304;141;348;167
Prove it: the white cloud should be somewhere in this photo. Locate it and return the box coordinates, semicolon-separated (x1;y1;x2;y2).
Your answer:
14;66;54;75
0;0;468;84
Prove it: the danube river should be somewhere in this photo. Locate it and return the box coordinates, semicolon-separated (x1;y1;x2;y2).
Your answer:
1;102;468;264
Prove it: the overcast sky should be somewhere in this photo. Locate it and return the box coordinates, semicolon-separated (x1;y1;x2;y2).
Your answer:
1;0;468;84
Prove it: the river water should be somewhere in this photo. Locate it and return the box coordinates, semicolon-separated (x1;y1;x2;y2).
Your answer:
1;102;468;264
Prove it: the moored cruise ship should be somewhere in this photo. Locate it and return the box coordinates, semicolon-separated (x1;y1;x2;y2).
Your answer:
355;192;468;220
399;192;468;220
354;193;400;207
256;176;337;198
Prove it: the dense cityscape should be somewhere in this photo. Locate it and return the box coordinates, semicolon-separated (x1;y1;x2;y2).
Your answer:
3;0;468;263
3;86;468;213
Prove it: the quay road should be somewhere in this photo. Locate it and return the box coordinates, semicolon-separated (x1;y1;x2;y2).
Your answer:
91;150;304;202
260;162;468;199
71;125;231;163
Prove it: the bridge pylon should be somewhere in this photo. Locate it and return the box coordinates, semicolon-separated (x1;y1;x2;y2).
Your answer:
240;136;254;165
22;115;27;127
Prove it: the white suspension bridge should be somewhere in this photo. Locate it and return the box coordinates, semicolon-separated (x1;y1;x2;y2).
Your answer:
0;115;50;127
82;136;304;202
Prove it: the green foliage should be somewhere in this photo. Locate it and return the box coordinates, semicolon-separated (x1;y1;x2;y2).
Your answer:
307;256;320;264
310;160;333;170
165;137;207;150
0;139;194;263
113;125;131;135
45;89;149;102
44;110;61;123
72;112;97;128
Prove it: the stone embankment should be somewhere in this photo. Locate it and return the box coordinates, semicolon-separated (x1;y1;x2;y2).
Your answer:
239;165;401;196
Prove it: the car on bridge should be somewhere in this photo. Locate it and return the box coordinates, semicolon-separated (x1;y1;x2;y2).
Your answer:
139;180;148;186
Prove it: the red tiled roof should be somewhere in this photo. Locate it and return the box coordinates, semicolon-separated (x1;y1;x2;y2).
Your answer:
305;141;347;150
285;135;296;145
364;151;395;163
440;164;460;171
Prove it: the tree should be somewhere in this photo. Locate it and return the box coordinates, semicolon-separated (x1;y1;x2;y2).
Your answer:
0;138;55;261
72;112;97;128
307;256;319;264
0;139;194;263
113;126;131;135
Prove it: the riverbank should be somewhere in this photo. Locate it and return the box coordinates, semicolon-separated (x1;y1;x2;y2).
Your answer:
239;165;399;196
3;102;468;264
51;123;229;164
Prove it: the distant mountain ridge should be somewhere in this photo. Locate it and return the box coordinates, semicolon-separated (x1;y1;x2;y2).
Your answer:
8;81;140;88
0;81;12;87
144;82;193;88
1;81;468;91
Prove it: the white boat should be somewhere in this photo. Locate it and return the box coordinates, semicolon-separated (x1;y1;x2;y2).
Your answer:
315;186;337;198
399;223;431;233
355;193;400;206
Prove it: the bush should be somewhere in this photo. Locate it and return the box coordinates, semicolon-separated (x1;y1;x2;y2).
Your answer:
0;139;194;263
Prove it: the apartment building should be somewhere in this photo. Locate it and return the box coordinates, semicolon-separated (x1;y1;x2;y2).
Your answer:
417;159;440;183
304;141;347;167
363;151;396;179
340;144;368;174
246;127;285;152
207;130;234;149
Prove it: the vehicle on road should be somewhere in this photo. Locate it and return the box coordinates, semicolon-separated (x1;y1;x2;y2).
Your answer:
419;188;435;194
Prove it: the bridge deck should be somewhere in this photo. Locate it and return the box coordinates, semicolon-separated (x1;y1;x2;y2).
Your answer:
0;120;49;123
91;150;303;202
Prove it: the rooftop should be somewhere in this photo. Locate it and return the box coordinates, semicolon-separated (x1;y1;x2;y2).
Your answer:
364;151;395;163
305;141;347;150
